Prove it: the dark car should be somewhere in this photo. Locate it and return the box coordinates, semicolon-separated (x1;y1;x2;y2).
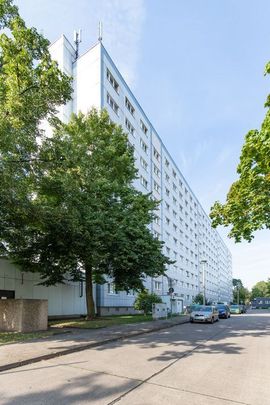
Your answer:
239;304;247;314
216;304;230;319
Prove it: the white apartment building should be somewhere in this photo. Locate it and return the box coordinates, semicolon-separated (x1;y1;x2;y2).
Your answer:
46;34;233;315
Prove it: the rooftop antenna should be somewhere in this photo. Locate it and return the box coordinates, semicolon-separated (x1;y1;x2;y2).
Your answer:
74;29;82;59
98;21;103;42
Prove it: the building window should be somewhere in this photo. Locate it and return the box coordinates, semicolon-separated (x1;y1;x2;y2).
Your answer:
153;164;160;177
154;281;162;291
140;138;148;154
153;230;160;239
140;157;148;171
153;147;160;162
108;283;117;294
107;93;119;115
166;217;170;226
165;173;170;182
172;169;177;178
140;119;148;135
165;188;170;197
154;181;160;194
140;175;148;189
165;158;170;168
125;96;135;116
125;118;135;136
154;216;160;225
106;68;119;93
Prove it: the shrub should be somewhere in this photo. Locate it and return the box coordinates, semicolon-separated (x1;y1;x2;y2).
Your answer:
134;290;162;315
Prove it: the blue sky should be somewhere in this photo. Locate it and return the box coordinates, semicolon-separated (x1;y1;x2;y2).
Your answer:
16;0;269;290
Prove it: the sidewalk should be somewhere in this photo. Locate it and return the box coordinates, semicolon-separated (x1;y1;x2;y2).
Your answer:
0;315;189;372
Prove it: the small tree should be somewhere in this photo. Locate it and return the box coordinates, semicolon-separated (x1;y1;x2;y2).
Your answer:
134;290;163;315
193;293;204;305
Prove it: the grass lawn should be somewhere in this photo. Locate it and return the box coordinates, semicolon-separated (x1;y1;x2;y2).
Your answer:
0;330;57;345
49;314;155;329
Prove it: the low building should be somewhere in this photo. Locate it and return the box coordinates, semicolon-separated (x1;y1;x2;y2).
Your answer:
251;297;270;309
0;259;87;317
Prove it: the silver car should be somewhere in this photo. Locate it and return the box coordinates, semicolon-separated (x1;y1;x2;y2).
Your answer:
190;305;219;324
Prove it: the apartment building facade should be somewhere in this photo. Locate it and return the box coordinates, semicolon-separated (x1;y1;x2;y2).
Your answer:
47;35;233;315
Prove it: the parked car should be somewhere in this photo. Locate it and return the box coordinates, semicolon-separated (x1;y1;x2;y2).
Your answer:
230;304;241;314
216;304;230;319
190;305;219;324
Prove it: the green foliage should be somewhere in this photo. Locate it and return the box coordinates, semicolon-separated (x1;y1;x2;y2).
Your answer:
0;0;72;154
210;63;270;242
232;278;250;304
1;110;171;318
193;293;204;304
134;290;163;315
250;280;270;300
232;278;243;288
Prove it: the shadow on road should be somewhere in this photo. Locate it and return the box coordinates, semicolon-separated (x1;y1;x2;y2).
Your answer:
1;370;140;405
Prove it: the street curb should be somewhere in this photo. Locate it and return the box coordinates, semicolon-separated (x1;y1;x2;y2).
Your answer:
0;316;189;373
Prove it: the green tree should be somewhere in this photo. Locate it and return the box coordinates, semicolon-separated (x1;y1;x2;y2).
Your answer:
1;111;171;319
267;279;270;295
134;290;163;315
0;0;72;155
233;287;250;304
210;63;270;242
232;278;250;304
193;293;204;305
0;0;72;258
251;281;269;300
232;278;244;289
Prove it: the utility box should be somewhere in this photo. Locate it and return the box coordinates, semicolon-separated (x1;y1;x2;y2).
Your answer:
0;299;48;332
152;303;167;320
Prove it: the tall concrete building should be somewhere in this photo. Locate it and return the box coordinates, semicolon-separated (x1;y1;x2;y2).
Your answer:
48;34;233;314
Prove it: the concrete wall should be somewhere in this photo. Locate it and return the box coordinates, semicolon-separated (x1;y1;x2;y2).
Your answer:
0;259;87;316
0;299;48;332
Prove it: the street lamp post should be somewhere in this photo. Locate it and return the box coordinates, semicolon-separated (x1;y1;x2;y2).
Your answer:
237;282;241;305
200;259;207;305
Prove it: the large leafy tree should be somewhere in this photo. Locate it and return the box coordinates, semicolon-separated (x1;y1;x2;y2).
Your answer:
1;111;171;319
250;280;269;300
0;0;72;155
210;63;270;242
0;2;71;257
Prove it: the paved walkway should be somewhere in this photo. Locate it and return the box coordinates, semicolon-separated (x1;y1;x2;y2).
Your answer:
0;316;189;372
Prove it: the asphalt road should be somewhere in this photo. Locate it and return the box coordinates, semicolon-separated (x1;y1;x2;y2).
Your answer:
0;310;269;405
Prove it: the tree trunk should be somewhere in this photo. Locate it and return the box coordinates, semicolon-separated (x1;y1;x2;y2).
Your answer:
85;264;96;320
